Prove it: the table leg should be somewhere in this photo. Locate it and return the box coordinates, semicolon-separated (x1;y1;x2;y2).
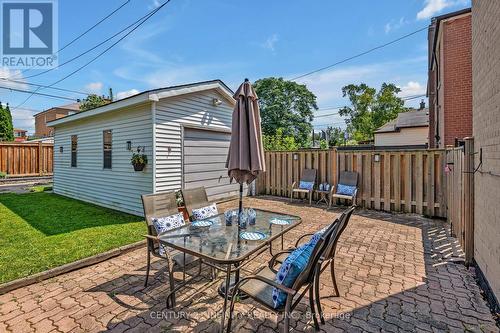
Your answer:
220;264;232;333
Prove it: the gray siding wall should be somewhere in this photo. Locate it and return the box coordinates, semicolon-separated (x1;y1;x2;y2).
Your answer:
155;89;234;195
53;103;153;216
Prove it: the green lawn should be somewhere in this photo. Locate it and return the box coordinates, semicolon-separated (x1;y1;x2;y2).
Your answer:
0;192;146;284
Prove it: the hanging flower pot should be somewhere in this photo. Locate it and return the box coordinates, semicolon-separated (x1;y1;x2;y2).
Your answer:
131;152;148;172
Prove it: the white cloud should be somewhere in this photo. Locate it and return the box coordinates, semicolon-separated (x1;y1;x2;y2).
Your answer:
10;107;35;133
385;17;408;34
116;89;139;100
416;0;469;20
84;82;103;94
398;81;426;97
0;67;28;90
261;34;279;52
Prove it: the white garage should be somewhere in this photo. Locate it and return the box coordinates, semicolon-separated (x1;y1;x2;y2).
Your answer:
49;80;238;216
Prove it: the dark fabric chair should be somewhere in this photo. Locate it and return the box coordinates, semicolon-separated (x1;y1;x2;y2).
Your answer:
330;171;359;206
290;168;317;205
141;192;201;307
225;220;339;333
182;187;216;220
269;206;356;325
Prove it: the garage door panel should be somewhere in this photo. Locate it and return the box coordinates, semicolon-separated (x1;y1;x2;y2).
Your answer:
183;127;241;201
183;128;231;140
184;140;230;148
184;155;227;164
184;147;229;156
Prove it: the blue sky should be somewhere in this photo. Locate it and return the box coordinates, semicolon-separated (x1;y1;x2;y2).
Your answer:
1;0;470;133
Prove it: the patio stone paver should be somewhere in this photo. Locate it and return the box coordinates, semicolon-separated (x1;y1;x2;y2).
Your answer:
0;196;498;332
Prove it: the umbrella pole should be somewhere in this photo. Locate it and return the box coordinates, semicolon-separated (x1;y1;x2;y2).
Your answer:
238;183;243;216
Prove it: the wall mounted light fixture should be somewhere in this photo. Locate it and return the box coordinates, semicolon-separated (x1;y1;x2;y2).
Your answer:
126;141;132;151
293;153;299;160
212;98;222;106
59;146;63;153
374;154;380;162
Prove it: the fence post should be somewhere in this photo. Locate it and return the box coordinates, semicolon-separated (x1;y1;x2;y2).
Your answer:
463;137;475;265
38;142;43;176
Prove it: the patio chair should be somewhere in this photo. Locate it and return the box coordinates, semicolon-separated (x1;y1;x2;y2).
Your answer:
290;168;317;205
225;220;338;333
330;171;359;206
141;192;202;306
182;187;217;220
269;206;356;325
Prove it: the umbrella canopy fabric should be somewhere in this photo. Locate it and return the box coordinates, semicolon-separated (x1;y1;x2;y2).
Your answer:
226;79;266;184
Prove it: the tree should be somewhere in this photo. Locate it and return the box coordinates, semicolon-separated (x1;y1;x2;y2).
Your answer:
0;102;14;142
326;126;346;146
263;128;299;151
79;94;111;112
339;83;408;142
254;77;318;147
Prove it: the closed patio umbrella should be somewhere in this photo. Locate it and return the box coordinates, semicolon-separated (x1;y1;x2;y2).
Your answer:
226;78;266;215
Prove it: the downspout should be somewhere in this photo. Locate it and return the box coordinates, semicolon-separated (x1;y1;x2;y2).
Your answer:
151;100;157;193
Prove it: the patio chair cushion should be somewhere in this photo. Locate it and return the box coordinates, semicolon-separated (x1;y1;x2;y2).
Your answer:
272;239;317;308
299;181;314;190
336;184;356;196
240;266;282;310
152;213;186;255
192;203;218;220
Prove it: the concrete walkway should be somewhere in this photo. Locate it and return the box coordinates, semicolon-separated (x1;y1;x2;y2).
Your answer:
0;197;497;332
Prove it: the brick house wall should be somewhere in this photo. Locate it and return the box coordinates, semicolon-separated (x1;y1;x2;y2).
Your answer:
428;11;472;148
472;0;500;305
35;108;73;138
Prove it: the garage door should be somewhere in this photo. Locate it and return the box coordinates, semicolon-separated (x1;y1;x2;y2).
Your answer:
183;127;241;201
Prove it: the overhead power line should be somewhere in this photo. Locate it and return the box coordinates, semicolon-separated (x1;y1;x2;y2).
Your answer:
0;78;88;96
15;0;172;108
7;0;131;80
290;26;428;81
0;86;78;101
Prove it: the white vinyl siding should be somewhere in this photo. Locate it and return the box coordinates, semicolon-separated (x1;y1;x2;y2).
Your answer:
53;103;153;216
155;89;234;196
374;127;429;146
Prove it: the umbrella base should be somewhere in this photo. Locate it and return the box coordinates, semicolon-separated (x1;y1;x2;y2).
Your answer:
218;277;249;300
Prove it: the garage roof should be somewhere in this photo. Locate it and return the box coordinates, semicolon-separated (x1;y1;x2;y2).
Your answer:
48;79;235;127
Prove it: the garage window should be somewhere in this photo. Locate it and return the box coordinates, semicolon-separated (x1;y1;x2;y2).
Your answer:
71;135;77;167
103;130;112;169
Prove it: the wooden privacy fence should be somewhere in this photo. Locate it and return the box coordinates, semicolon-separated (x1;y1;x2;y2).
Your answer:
256;148;448;218
446;138;474;264
0;142;53;177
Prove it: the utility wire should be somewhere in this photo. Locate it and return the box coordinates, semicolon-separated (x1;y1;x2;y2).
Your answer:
290;26;428;81
0;86;78;101
7;0;131;79
0;78;88;96
15;0;171;108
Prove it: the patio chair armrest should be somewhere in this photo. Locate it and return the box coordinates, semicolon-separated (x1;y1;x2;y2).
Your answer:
234;275;297;297
269;249;294;270
144;234;158;241
294;233;314;247
290;181;297;190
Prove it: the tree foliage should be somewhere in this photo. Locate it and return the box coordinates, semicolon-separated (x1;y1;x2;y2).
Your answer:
263;128;299;151
254;77;317;147
80;94;111;112
339;83;408;142
326;126;346;147
0;103;14;142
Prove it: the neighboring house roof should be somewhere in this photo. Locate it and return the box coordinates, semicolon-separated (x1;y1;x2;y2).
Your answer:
13;128;27;132
48;79;235;127
375;109;429;134
34;102;81;117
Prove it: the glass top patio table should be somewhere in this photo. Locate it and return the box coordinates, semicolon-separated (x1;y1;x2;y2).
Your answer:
157;208;302;265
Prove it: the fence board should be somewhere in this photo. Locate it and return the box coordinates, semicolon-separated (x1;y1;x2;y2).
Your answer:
257;148;447;218
0;143;53;177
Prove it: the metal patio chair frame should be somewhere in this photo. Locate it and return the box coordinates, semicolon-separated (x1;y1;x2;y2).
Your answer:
225;220;338;333
290;168;317;205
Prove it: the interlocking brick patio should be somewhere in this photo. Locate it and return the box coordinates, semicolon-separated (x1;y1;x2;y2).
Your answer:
0;197;498;332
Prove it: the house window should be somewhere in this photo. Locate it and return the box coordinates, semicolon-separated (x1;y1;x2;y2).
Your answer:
71;135;77;167
103;130;112;169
